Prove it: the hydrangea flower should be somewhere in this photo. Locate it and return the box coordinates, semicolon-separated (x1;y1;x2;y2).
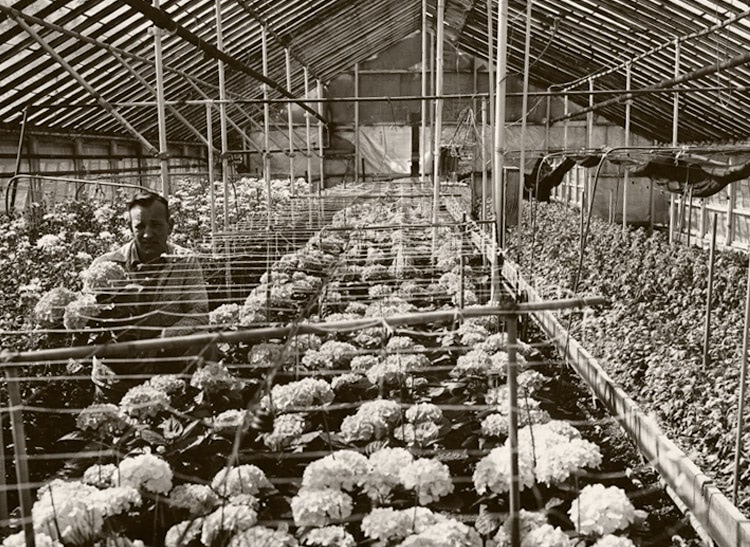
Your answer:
33;496;104;545
209;303;241;325
386;336;418;351
36;233;65;254
394;421;441;447
34;287;78;328
262;413;307;450
168;483;220;516
228;526;300;547
405;403;443;424
2;532;62;547
119;384;170;420
301;340;358;369
592;535;636;547
211;465;273;498
290;488;353;527
118;453;173;494
81;261;128;294
457;320;490;346
350;354;381;372
568;484;636;536
201;503;258;545
493;510;549;547
63;293;100;330
535;438;603;485
190;362;243;394
450;349;494;378
165;519;203;547
302;450;370;492
398;458;454;504
302;525;356;547
361;507;412;544
82;463;119;488
85;486;142;517
213;409;250;435
76;404;129;437
339;399;401;442
473;444;536;495
362;447;414;502
261;378;334;412
400;519;483;547
146;374;186;397
331;373;365;391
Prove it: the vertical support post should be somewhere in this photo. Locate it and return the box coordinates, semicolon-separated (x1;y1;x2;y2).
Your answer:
517;0;533;261
493;0;509;252
703;213;717;369
152;0;170;196
733;245;750;503
9;106;29;211
6;368;34;547
727;182;736;247
354;62;361;183
669;39;680;241
586;78;594;216
486;0;494;151
481;98;488;223
285;49;296;193
261;26;272;230
206;103;217;255
421;0;428;182
563;94;569;205
623;63;631;230
432;0;446;239
215;0;230;231
507;312;521;547
316;80;325;193
304;67;314;226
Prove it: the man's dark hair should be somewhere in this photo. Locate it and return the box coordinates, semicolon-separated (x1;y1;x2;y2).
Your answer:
127;191;170;219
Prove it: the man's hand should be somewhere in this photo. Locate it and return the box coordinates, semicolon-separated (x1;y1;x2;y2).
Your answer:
91;356;117;388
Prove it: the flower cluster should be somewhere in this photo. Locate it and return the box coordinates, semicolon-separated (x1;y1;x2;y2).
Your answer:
212;409;249;434
76;403;129;437
339;399;401;442
82;464;118;489
118;453;173;494
302;450;370;492
262;413;307;450
34;286;77;328
190;362;243;394
81;260;128;294
394;403;443;447
568;484;636;536
229;526;299;546
291;488;354;527
211;465;273;498
361;506;446;545
63;293;100;330
261;377;334;412
201;503;258;545
168;483;220;516
119;384;170;420
361;447;414;502
398;458;454;504
209;303;240;325
301;340;358;369
302;525;355;547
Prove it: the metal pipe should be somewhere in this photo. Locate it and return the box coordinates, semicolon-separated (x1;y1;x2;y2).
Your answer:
215;0;230;231
493;0;509;253
354;62;361;183
262;26;272;230
517;0;533;262
623;63;631;230
421;0;428;182
152;0;170;196
8;106;29;211
486;0;495;149
481;98;488;223
669;40;681;243
733;245;750;504
205;104;217;255
120;0;326;123
304;68;314;195
432;0;445;237
285;49;296;192
507;313;520;547
317;80;325;192
703;213;717;369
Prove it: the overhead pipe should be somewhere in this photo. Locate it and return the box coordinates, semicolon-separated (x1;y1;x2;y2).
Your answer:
120;0;326;124
551;48;750;124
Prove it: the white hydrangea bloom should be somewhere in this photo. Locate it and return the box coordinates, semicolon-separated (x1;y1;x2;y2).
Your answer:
168;483;220;516
119;384;169;420
493;510;549;547
262;378;334;412
2;532;62;547
361;507;412;544
302;450;370;492
228;525;299;546
405;403;442;424
393;421;441;447
520;524;573;547
592;535;637;547
86;486;141;517
263;413;307;450
164;518;203;547
568;484;636;536
535;438;602;485
303;525;356;547
339;399;401;442
211;465;273;498
399;519;483;547
201;504;258;545
362;447;413;501
398;458;454;505
82;463;119;488
290;488;353;527
118;453;173;494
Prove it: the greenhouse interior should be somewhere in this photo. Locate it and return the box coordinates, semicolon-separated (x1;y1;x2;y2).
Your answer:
5;0;750;546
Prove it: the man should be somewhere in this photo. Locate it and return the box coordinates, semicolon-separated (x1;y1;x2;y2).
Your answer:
91;191;210;397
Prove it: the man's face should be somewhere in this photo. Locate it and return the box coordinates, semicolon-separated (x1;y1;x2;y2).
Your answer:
129;201;173;263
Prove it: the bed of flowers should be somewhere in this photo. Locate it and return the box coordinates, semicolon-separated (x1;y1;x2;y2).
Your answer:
505;201;750;515
3;193;702;546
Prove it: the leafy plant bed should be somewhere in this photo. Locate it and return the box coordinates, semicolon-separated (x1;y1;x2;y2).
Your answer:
2;197;704;547
506;201;750;516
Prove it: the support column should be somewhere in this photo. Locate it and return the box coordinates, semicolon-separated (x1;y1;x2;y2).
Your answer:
623;63;631;230
206;104;217;253
261;26;272;228
285;49;296;192
152;0;170;196
215;0;230;230
420;0;428;182
432;0;445;231
317;80;325;192
517;0;533;258
670;40;680;238
493;0;509;251
304;68;314;193
354;62;361;183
